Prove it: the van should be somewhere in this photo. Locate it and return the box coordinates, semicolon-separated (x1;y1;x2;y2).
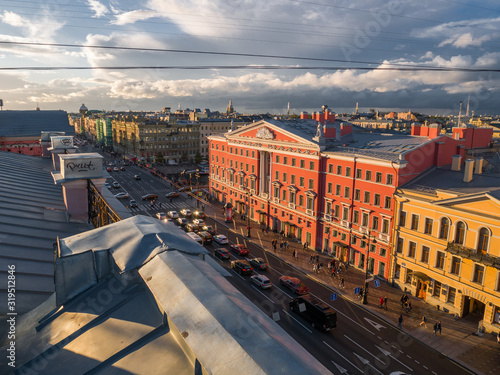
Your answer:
186;232;203;244
289;295;337;331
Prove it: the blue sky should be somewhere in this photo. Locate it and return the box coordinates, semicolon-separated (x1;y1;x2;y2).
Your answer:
0;0;499;115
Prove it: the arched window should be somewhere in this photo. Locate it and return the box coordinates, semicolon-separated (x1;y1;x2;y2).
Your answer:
439;218;450;240
477;228;490;254
455;221;466;244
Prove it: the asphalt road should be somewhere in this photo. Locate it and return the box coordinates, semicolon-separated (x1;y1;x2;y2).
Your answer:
92;149;472;375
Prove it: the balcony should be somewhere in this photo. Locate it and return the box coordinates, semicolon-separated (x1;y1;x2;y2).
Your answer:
273;197;280;204
359;227;368;235
340;220;350;228
288;203;296;209
306;209;314;216
446;242;500;268
323;214;332;222
378;233;390;243
260;192;268;199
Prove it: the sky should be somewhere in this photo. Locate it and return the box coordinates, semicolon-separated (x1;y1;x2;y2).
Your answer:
0;0;499;115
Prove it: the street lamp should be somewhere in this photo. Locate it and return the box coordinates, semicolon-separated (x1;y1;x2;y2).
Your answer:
361;233;376;305
245;187;252;237
195;169;200;208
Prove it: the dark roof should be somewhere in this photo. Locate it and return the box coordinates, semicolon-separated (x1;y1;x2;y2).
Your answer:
0;110;73;137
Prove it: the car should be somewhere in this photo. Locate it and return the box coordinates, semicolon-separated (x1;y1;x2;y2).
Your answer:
193;211;206;220
134;175;141;180
120;166;126;171
214;247;230;260
197;231;213;244
249;258;268;271
180;208;192;217
114;192;129;199
193;218;205;226
106;167;112;172
113;167;119;172
112;182;120;188
213;234;228;245
186;231;203;244
104;182;111;188
230;244;250;256
279;276;309;295
129;200;138;208
185;223;200;233
142;194;158;201
165;192;180;198
156;212;167;220
230;260;253;275
289;295;337;331
168;211;179;219
251;274;272;289
176;217;188;226
201;225;215;235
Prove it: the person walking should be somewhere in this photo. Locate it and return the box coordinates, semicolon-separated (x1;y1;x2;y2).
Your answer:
437;321;442;335
433;322;438;335
340;277;345;288
380;296;384;309
384;296;388;310
303;242;308;250
309;255;313;264
419;315;428;328
313;263;317;273
398;314;403;329
294;250;299;260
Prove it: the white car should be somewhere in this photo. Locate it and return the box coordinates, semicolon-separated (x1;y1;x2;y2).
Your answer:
104;182;110;189
168;211;179;219
114;192;129;199
156;212;167;221
193;219;205;226
213;234;229;245
251;274;272;289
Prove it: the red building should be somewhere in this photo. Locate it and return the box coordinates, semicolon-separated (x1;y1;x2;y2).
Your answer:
208;115;493;279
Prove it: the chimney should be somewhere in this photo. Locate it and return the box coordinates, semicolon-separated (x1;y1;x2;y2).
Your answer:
463;159;474;183
411;123;421;136
474;157;484;174
300;111;309;119
451;154;462;171
428;123;441;139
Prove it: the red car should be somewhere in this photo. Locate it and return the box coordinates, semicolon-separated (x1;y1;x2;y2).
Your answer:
230;244;249;256
279;276;309;295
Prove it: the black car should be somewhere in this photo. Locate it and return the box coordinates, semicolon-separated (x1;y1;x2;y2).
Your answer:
141;193;158;201
214;248;230;260
134;175;141;180
176;217;188;227
201;225;216;235
230;260;253;275
193;211;206;220
249;258;268;271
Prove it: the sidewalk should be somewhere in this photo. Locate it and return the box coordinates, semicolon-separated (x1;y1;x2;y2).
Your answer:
199;199;499;375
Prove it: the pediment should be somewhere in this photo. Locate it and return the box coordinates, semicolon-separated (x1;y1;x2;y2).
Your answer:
227;120;314;145
435;192;500;217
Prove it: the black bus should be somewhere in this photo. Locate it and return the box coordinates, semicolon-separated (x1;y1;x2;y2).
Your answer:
289;295;337;331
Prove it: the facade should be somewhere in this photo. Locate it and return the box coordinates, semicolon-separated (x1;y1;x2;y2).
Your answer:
199;119;248;159
208;115;494;279
392;164;500;333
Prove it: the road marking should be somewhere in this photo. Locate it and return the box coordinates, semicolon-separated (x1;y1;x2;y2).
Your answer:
423;365;428;370
344;335;384;364
323;341;362;373
406;355;412;359
414;360;420;364
375;345;413;372
331;361;348;374
251;285;275;303
364;317;386;331
281;309;312;333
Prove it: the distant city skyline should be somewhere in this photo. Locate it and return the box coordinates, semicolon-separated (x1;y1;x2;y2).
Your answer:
0;1;499;114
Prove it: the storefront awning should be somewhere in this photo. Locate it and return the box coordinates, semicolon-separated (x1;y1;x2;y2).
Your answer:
408;271;431;282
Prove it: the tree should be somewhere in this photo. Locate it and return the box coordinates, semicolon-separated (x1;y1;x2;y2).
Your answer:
155;152;165;164
194;151;203;164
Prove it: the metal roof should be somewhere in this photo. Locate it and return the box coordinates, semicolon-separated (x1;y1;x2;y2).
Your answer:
0;151;91;314
0;110;73;138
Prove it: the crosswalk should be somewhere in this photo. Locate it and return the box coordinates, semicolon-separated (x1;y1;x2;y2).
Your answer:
127;200;191;214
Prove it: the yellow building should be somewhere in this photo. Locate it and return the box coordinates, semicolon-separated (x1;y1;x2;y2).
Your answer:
392;159;500;333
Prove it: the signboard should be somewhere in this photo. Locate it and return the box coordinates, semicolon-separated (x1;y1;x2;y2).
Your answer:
374;280;380;288
51;136;74;149
331;293;337;301
60;153;104;180
354;287;360;295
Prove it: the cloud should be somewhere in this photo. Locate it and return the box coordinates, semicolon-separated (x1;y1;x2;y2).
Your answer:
438;32;496;48
0;10;65;40
111;10;157;25
87;0;109;18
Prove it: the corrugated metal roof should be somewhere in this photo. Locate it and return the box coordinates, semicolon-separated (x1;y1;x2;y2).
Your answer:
0;110;73;137
0;151;91;314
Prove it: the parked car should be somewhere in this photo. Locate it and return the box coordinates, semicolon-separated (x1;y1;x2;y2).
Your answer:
193;211;206;220
176;217;188;227
251;274;272;289
104;182;110;188
185;223;200;233
279;276;309;295
142;194;158;201
193;218;205;226
249;258;268;271
156;212;167;221
201;225;215;235
180;208;192;217
129;200;138;208
230;260;253;275
165;192;180;198
289;295;337;331
214;247;230;260
197;231;213;244
114;192;129;199
134;175;141;180
230;244;250;256
168;211;179;219
213;234;228;245
112;181;120;188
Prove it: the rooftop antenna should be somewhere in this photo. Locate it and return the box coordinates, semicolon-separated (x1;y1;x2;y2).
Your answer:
287;102;290;117
0;99;3;110
465;93;470;117
458;101;463;127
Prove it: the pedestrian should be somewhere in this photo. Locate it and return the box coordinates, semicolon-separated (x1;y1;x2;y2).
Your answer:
262;227;265;234
433;322;438;335
340;277;345;288
497;331;500;344
380;296;384;308
292;249;296;258
319;262;323;273
437;321;441;335
400;294;405;308
384;296;388;310
420;315;427;328
280;242;283;252
398;314;403;329
313;263;317;272
295;250;299;260
316;255;320;263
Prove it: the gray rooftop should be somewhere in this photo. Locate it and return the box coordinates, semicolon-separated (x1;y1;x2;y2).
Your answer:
0;151;91;314
0;110;73;138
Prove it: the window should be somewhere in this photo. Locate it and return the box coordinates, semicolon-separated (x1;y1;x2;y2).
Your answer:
343;207;349;220
439;218;450;240
275;155;280;163
336;185;341;195
376;172;382;183
275;171;279;180
334;205;340;218
289;191;296;203
384;196;391;209
274;186;279;199
353;210;359;224
308;179;314;189
455;221;466;244
473;264;485;284
477;228;490;254
252;165;255;173
382;218;390;234
252;151;255;158
299;195;304;207
345;167;351;177
283;173;287;183
365;170;372;181
396;238;404;253
356;168;362;179
433;281;441;296
380;247;387;257
448;287;456;304
299;177;304;187
386;174;394;185
399;211;407;227
307;197;314;210
337;165;342;175
344;187;350;198
328;164;333;173
421;246;430;263
282;190;287;201
300;160;305;168
283;157;288;165
372;216;379;230
309;161;314;170
364;191;370;203
411;214;419;230
291;158;296;166
450;256;461;275
436;251;445;269
424;218;433;235
327;183;333;194
354;189;361;201
326;201;332;214
291;175;295;185
374;194;380;206
362;212;369;227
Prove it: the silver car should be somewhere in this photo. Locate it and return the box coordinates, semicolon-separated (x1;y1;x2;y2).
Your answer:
251;274;272;289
